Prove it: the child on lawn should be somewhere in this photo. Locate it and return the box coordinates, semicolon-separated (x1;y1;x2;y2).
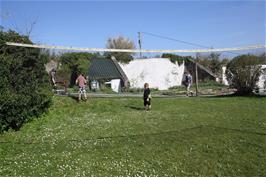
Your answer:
143;83;151;110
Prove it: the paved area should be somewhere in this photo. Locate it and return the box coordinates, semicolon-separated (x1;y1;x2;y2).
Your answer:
70;93;183;98
56;91;218;98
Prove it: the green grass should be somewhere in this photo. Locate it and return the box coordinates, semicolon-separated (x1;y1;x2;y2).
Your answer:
0;96;266;176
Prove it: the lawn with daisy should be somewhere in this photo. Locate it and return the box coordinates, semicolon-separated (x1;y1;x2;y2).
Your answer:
0;96;265;176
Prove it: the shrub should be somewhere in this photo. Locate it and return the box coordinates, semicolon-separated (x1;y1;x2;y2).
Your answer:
0;30;52;132
225;54;266;95
59;52;93;86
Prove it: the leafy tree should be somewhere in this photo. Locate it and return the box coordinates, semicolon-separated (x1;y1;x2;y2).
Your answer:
220;58;230;66
161;53;192;65
106;35;135;63
195;53;229;75
196;53;229;75
225;54;266;95
195;53;211;68
0;30;52;131
208;53;221;73
58;52;95;86
258;52;266;61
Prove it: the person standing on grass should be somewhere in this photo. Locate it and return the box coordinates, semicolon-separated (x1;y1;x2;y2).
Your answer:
76;73;87;102
184;72;193;96
143;83;151;110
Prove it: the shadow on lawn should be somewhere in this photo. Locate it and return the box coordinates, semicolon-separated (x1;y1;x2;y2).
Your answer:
202;93;266;99
125;105;144;111
68;93;88;103
205;125;266;136
0;125;265;145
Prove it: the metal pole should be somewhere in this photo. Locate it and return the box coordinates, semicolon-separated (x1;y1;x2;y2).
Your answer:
138;32;142;58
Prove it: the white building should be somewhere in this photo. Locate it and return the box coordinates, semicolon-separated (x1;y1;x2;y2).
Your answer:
119;58;185;90
88;57;220;92
256;65;266;93
222;66;229;85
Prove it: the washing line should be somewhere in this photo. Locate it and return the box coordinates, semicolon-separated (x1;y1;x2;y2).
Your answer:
5;42;266;53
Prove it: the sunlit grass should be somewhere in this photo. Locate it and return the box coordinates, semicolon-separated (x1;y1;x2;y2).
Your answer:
0;96;265;176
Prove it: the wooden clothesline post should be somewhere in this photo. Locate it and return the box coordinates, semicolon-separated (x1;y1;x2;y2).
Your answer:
195;62;199;96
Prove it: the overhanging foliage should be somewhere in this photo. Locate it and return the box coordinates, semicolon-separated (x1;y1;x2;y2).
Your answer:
0;30;52;132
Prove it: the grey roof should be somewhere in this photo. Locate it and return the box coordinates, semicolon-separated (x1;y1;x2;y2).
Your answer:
88;57;129;84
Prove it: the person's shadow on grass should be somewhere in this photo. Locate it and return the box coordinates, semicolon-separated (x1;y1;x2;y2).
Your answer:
125;105;144;111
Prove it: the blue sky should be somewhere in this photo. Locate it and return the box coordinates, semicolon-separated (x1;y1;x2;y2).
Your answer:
0;1;265;57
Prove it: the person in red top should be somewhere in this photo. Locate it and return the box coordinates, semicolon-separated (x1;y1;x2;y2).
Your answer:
75;74;87;101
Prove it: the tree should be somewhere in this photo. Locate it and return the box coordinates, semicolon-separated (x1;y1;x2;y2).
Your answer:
195;53;225;74
258;52;266;61
0;30;52;131
208;53;221;73
225;54;266;95
106;35;136;63
58;52;95;86
220;58;230;67
161;53;192;65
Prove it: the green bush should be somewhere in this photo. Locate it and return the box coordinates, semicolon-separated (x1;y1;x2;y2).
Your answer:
0;30;52;132
59;52;93;87
226;54;266;95
197;80;226;88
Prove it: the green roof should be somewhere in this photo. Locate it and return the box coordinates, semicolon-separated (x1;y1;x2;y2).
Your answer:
88;58;128;83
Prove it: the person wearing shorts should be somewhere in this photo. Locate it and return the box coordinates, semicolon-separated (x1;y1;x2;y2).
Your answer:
76;74;87;101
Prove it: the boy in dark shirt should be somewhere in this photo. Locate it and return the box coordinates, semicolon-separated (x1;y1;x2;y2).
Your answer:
143;83;151;110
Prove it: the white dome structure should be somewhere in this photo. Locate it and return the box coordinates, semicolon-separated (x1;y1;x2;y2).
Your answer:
119;58;185;90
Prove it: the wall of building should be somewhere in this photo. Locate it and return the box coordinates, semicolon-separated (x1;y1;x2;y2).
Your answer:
105;79;121;93
257;65;266;90
119;58;185;90
222;66;229;85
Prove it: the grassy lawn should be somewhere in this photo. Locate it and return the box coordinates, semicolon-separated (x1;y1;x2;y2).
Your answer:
0;96;265;176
